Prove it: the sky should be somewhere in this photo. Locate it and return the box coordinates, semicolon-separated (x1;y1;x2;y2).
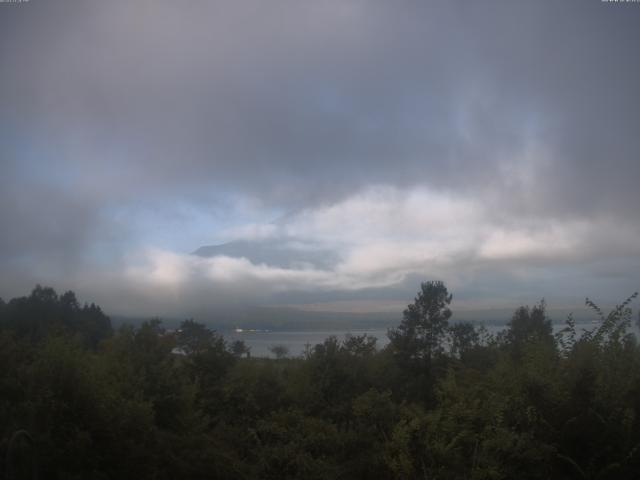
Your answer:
1;0;639;321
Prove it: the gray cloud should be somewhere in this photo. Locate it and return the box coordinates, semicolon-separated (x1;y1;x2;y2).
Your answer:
1;0;639;314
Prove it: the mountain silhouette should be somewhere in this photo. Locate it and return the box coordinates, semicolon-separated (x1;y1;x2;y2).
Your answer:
192;239;339;270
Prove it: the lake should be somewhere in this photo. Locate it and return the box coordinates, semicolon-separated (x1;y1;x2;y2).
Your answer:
224;322;618;358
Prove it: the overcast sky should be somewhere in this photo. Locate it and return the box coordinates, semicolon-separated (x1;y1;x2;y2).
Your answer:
1;0;639;319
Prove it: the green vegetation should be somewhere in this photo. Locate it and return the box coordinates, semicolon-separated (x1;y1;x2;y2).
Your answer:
1;283;640;479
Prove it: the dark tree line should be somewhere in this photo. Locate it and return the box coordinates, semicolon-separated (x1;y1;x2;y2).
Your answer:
1;283;639;479
0;285;111;348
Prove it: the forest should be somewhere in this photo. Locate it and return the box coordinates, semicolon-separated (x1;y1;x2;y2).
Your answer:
1;282;640;479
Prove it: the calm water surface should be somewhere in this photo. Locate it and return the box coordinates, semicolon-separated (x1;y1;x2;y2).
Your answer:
225;322;618;358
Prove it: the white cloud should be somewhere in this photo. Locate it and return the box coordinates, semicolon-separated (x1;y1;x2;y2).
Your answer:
94;185;640;316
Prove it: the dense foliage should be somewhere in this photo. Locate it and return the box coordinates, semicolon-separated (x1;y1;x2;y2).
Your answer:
1;283;640;479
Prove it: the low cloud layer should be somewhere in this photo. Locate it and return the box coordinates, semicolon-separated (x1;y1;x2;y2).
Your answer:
17;185;634;318
1;1;639;318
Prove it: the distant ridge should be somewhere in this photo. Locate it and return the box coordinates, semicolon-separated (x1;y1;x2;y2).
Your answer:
192;239;339;269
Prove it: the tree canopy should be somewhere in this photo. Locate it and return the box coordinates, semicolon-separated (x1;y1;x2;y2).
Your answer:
388;280;452;366
1;284;640;479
